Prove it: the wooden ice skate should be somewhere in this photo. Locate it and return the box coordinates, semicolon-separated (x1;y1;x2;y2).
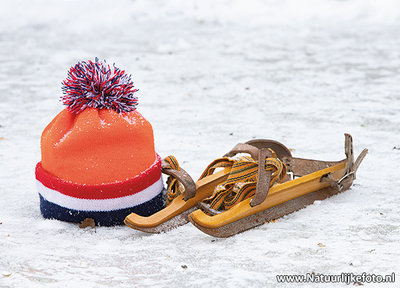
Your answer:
189;134;368;238
124;140;292;233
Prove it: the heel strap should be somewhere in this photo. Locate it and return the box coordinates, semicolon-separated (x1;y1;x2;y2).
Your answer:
162;156;196;204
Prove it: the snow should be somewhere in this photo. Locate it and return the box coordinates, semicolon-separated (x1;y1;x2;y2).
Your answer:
1;0;400;287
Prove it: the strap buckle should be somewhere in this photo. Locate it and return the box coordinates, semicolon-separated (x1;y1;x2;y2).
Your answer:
336;171;355;191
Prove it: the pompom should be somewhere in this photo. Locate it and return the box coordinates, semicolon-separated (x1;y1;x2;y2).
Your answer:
61;58;138;114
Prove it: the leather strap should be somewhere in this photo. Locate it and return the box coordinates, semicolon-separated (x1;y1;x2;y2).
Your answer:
223;143;260;160
224;144;281;207
251;148;273;207
320;135;368;191
197;202;222;216
161;158;196;201
345;133;354;176
245;139;292;159
352;148;368;179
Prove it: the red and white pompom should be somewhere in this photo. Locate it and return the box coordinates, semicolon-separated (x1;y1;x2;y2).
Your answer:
61;58;138;113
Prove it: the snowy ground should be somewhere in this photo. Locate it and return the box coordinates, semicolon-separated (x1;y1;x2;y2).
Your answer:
1;0;400;287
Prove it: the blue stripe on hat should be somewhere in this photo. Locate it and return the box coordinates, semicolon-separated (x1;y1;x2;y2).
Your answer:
39;190;166;226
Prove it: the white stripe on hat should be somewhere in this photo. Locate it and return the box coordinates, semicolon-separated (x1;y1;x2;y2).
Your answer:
37;176;164;212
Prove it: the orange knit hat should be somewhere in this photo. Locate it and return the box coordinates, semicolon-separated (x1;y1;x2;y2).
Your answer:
41;108;156;185
35;58;164;226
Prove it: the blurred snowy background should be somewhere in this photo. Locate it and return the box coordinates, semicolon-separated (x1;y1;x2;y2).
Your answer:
0;0;399;287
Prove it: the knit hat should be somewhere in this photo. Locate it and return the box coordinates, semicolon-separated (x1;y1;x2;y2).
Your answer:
35;58;165;226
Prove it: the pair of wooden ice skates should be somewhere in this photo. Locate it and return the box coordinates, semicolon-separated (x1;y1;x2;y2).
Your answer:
125;134;367;238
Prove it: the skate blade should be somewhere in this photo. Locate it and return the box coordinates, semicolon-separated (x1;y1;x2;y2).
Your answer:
189;183;350;238
124;206;198;233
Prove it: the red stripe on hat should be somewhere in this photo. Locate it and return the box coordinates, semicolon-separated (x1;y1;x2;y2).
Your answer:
35;155;162;200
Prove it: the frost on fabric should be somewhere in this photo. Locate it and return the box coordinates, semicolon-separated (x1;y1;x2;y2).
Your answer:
55;130;72;146
122;115;137;125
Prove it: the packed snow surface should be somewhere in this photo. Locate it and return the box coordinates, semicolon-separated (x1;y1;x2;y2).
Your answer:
1;0;399;287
